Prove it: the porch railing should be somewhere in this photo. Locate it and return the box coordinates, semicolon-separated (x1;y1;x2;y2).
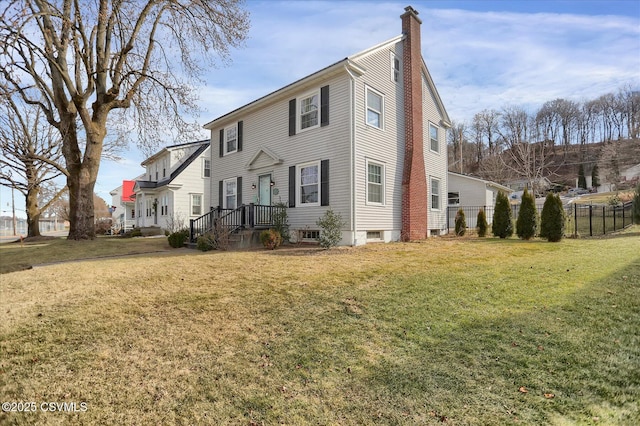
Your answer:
189;203;286;243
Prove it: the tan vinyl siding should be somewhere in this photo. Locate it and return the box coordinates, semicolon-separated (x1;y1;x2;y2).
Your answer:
352;41;404;237
423;73;448;233
209;74;353;232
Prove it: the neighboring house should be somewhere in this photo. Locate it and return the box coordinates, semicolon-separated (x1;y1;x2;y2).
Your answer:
505;177;552;196
109;179;139;232
447;172;513;228
201;6;451;246
133;140;211;230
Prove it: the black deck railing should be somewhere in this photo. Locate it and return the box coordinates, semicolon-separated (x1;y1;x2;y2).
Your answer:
189;203;286;243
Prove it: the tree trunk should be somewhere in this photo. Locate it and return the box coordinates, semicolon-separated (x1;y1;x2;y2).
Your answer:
60;112;104;240
25;185;41;238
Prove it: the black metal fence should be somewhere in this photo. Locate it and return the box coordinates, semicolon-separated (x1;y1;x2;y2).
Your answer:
448;201;634;237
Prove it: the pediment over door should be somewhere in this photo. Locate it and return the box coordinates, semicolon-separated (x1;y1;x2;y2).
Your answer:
245;147;283;170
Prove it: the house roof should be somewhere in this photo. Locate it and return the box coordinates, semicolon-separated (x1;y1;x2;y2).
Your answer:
448;171;513;193
122;180;136;202
141;139;210;166
203;31;451;129
134;141;210;192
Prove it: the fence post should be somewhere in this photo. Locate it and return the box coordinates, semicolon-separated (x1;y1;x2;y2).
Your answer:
613;205;617;231
189;219;194;243
574;203;578;237
589;205;593;237
602;206;606;235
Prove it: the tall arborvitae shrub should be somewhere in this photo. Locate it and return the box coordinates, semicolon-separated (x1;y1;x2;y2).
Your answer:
591;164;600;190
632;182;640;224
578;164;587;189
540;193;565;242
492;191;513;238
477;209;488;237
455;208;466;236
516;188;538;240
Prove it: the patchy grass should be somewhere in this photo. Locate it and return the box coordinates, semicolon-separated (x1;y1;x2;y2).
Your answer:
1;235;639;425
0;236;172;274
574;190;634;205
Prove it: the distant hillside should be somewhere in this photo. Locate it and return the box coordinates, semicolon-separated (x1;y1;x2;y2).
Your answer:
458;139;640;189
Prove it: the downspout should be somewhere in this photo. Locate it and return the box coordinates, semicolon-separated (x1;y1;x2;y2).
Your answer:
345;65;358;245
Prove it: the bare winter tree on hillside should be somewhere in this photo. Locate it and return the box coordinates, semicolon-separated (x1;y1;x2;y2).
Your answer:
472;109;501;163
0;0;250;240
448;120;468;173
0;95;67;237
498;106;555;195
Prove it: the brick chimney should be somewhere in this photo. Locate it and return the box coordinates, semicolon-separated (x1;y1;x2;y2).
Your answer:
400;6;428;241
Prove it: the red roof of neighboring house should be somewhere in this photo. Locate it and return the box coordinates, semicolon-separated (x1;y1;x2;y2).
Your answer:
122;180;135;202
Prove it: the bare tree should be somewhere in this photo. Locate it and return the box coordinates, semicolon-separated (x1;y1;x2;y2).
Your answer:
447;120;468;173
0;95;67;237
472;109;501;160
0;0;249;239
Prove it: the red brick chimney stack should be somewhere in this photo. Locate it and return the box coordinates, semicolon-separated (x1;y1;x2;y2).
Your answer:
400;6;428;241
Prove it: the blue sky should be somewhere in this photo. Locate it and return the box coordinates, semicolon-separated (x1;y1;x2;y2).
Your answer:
2;0;639;218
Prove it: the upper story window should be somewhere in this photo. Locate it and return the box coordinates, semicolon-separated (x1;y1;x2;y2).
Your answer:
366;160;385;205
390;52;400;83
225;124;237;155
203;159;211;178
162;158;167;178
430;123;439;153
299;90;319;132
366;86;384;129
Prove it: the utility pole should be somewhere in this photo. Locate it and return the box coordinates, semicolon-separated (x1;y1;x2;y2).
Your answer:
11;187;17;236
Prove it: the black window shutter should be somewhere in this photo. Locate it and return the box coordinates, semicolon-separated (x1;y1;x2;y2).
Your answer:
218;180;223;208
289;99;296;136
237;176;242;206
321;159;330;206
320;85;329;127
288;166;296;207
219;129;224;157
237;121;243;152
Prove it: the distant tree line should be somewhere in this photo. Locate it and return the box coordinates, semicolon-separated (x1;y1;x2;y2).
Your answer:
448;84;639;191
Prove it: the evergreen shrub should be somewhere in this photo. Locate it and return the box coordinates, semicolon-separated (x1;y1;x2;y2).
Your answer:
455;208;466;236
516;188;538;240
540;193;565;242
477;209;488;237
492;191;513;239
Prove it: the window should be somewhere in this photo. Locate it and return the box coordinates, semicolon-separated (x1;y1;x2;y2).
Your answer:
431;178;440;210
223;179;237;209
160;194;169;215
366;160;385;204
224;124;237;155
298;162;319;206
366;87;383;129
155;164;158;180
390;52;400;82
299;90;319;131
448;192;460;206
203;159;211;178
130;209;135;219
300;230;320;240
367;231;383;240
430;123;439;153
191;194;202;216
145;199;153;217
162;158;167;178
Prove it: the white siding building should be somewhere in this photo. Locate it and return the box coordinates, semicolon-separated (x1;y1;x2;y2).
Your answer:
203;6;451;245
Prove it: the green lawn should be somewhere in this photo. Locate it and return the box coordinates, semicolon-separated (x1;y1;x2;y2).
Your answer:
1;233;639;425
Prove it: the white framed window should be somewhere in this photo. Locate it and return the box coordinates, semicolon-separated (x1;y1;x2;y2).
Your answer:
162;158;167;178
298;90;319;132
224;124;238;155
191;194;202;216
390;52;400;83
448;192;460;206
366;160;385;205
223;178;237;209
429;123;439;153
155;164;158;180
160;194;169;215
365;86;384;129
145;199;153;217
297;161;320;206
431;177;441;210
367;231;383;241
203;159;211;178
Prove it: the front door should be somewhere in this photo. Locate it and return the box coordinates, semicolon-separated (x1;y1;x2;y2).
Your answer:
258;174;272;224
